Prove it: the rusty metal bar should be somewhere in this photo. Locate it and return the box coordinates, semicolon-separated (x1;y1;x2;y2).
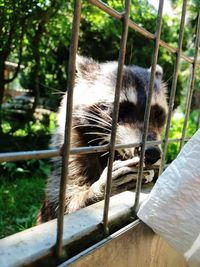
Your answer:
133;0;164;211
0;137;191;163
0;149;59;162
55;0;81;259
89;0;121;20
179;11;200;150
159;0;187;175
102;0;131;235
88;0;199;67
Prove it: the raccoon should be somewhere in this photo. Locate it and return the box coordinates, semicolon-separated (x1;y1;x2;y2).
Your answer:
38;56;168;222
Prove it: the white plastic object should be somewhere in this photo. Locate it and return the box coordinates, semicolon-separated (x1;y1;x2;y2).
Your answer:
138;129;200;267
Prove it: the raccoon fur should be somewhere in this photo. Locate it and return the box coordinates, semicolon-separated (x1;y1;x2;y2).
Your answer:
38;55;168;222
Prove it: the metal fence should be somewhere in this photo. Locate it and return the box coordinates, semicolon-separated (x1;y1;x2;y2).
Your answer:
0;0;200;264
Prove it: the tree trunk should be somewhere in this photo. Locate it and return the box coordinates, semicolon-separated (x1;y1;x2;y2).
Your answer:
31;45;40;113
0;60;5;106
0;60;5;134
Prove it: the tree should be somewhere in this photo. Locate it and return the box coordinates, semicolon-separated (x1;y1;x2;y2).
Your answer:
0;0;30;106
0;1;63;112
2;0;198;114
21;1;72;111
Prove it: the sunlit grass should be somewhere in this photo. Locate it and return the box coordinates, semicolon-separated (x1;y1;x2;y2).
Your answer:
0;110;54;238
0;177;45;238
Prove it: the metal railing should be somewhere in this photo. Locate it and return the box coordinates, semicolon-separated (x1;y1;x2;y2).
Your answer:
133;0;164;210
102;0;131;235
0;0;200;264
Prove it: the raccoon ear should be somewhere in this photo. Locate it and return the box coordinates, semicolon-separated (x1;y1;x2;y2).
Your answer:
76;55;100;78
155;64;163;80
148;64;163;81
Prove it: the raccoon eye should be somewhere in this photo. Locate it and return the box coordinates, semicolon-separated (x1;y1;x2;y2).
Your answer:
150;105;166;127
118;101;136;123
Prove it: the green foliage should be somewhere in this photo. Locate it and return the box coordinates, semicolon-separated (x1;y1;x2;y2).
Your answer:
1;0;198;111
0;104;55;222
0;177;45;238
0;114;51;237
17;0;196;110
19;1;72;109
1;110;56;144
0;159;50;181
166;110;198;163
0;109;52;237
0;0;32;53
9;112;56;137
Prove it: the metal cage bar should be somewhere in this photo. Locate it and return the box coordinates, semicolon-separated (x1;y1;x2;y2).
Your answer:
179;11;200;150
55;0;82;258
0;137;191;163
88;0;200;68
133;0;164;211
159;0;188;175
102;0;131;234
0;149;60;162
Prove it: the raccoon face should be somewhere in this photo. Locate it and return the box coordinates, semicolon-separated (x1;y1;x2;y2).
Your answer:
116;65;168;163
69;56;168;164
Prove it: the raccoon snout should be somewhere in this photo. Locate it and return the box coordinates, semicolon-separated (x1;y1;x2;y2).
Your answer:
145;146;161;165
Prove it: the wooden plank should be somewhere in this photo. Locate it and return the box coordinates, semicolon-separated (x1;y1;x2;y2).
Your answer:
66;222;188;267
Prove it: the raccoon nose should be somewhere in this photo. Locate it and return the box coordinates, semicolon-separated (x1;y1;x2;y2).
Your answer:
145;146;161;165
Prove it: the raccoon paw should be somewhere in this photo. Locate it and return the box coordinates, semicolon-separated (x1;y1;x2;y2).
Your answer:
90;157;140;197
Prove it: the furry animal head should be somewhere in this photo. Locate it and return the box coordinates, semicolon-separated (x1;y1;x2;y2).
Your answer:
59;55;168;164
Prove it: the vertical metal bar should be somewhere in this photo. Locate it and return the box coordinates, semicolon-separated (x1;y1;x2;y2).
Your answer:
56;0;81;259
179;12;200;150
102;0;131;235
133;0;164;211
159;0;188;175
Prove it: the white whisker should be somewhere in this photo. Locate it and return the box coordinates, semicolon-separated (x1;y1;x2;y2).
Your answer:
73;115;111;130
92;104;113;123
101;151;109;157
87;137;104;144
73;111;112;128
72;123;110;132
87;137;109;145
84;131;110;137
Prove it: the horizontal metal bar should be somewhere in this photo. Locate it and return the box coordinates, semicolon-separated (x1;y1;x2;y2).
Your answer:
88;0;199;67
0;137;191;163
116;137;190;149
0;149;60;162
